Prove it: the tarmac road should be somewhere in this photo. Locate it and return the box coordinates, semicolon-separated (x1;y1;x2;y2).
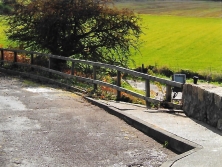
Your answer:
0;74;176;167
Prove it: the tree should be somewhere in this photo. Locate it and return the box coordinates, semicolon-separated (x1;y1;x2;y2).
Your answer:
0;0;16;15
6;0;142;68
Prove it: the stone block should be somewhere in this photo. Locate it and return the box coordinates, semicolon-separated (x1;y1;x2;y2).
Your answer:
217;119;222;130
191;84;198;96
214;94;222;109
198;87;204;102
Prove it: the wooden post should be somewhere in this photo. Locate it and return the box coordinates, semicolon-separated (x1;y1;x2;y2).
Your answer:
93;65;97;91
48;57;52;69
145;79;150;108
117;70;121;100
0;49;4;66
30;54;34;71
71;62;75;75
48;57;52;78
166;85;172;102
30;54;34;64
13;51;17;68
142;64;144;73
14;51;17;62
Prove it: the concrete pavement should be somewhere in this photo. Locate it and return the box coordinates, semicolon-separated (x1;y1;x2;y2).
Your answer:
0;75;176;167
1;71;222;166
85;98;222;167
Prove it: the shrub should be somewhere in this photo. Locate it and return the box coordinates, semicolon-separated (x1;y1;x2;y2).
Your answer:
134;64;222;83
0;3;12;15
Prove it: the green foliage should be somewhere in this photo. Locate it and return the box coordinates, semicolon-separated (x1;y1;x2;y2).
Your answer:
163;141;169;148
6;0;142;68
0;16;7;46
0;0;18;15
0;3;11;15
0;16;17;47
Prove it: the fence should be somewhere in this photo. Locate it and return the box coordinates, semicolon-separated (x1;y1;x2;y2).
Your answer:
0;48;183;109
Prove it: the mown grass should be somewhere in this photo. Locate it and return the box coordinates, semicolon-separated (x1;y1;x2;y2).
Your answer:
113;1;222;74
118;0;222;74
131;14;222;74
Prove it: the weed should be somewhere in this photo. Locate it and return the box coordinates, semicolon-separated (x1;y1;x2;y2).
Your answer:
163;141;169;148
23;80;39;86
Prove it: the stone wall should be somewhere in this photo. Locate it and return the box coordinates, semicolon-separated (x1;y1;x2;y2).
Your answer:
182;84;222;130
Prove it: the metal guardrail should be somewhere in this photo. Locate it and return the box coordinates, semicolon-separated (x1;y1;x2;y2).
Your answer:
0;48;183;109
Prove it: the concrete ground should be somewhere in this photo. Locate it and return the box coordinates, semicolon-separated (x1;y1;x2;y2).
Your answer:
86;99;222;167
0;74;176;167
1;73;222;167
126;80;182;100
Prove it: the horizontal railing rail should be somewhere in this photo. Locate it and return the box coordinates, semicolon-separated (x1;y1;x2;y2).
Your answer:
0;48;183;109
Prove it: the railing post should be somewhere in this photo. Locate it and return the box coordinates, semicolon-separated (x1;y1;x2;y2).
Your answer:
48;57;52;77
166;85;172;102
93;65;97;91
13;51;17;68
30;53;34;71
48;57;52;69
71;61;75;75
145;79;150;108
0;49;4;66
117;70;121;100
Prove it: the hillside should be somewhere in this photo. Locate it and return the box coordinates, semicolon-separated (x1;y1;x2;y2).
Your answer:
114;0;221;17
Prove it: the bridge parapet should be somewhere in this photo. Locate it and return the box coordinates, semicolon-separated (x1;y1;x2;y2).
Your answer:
183;83;222;130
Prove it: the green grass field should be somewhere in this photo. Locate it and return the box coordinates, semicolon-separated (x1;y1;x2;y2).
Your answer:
115;0;222;74
0;0;222;74
132;14;222;74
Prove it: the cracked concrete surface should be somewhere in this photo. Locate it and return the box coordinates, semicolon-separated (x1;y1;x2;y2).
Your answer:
0;74;176;167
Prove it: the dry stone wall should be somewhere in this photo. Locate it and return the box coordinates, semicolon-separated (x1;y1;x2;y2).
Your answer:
182;83;222;130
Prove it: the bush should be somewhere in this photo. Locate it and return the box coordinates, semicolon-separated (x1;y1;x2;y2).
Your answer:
134;64;222;83
0;3;12;15
157;66;173;77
